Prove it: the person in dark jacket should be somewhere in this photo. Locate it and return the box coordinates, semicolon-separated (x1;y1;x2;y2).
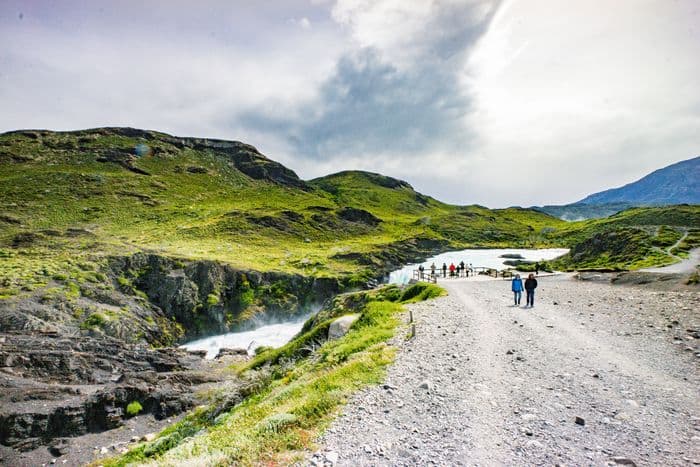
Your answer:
524;273;538;307
442;263;447;278
511;274;524;305
459;260;465;277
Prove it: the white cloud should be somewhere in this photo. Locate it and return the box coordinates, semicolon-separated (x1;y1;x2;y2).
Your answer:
463;0;700;205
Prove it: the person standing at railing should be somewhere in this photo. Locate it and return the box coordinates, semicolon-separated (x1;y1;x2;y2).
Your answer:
449;262;456;277
459;260;465;277
418;264;425;279
442;263;447;278
430;262;436;277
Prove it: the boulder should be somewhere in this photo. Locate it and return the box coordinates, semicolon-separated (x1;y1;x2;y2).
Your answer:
328;314;361;340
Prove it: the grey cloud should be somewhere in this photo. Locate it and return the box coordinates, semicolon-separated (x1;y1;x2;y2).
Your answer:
240;1;502;161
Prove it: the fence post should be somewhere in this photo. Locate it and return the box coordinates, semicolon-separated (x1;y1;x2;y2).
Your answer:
410;323;416;339
409;309;413;323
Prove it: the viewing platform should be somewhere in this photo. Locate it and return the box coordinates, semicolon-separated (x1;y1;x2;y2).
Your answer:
412;267;549;283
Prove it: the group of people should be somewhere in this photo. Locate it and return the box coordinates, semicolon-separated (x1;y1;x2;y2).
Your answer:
510;273;538;307
418;261;473;279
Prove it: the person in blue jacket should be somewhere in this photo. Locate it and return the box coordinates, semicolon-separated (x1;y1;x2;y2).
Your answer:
511;273;524;305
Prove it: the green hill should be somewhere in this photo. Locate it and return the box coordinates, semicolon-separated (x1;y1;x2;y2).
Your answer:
0;128;569;297
548;205;700;270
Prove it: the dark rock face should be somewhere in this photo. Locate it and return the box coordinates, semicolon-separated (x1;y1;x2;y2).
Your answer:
337;207;382;227
109;253;341;340
0;332;220;450
332;237;448;277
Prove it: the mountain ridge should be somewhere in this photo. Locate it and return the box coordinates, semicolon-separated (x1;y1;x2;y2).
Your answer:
535;156;699;220
578;156;700;205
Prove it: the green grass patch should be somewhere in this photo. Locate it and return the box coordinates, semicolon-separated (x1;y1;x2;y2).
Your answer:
80;312;107;330
126;401;143;417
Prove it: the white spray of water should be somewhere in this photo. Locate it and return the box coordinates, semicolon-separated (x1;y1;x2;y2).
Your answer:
181;314;312;359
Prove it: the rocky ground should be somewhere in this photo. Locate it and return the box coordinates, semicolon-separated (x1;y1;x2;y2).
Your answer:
311;273;700;466
0;332;247;466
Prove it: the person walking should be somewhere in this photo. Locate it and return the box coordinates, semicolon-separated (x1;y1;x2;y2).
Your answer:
524;273;538;307
511;273;524;305
442;263;447;278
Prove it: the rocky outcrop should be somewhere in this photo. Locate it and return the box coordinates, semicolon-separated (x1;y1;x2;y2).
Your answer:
328;314;361;340
0;332;223;450
332;237;449;277
337;207;382;227
109;253;342;339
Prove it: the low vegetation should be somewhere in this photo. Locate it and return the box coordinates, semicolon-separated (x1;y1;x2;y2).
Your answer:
126;401;143;417
99;283;445;466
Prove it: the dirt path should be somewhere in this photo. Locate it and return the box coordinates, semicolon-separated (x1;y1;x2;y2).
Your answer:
642;247;700;274
312;275;700;466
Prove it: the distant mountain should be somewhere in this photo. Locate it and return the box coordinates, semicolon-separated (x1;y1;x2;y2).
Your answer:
577;156;700;205
536;156;700;220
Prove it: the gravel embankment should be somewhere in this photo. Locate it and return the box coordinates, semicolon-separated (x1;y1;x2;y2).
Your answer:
310;274;700;466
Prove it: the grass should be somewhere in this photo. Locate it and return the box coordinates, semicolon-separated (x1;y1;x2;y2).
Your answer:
98;283;444;466
549;206;700;270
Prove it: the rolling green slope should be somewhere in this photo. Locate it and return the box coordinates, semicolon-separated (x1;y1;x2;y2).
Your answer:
548;206;700;270
1;127;698;301
0;129;570;298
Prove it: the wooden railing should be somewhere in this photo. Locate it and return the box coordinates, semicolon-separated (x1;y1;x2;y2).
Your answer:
412;266;515;282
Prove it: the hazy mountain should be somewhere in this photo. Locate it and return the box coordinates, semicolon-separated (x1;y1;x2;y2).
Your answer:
536;156;699;220
577;156;699;205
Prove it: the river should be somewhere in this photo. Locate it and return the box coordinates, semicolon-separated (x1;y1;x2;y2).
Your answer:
181;248;569;358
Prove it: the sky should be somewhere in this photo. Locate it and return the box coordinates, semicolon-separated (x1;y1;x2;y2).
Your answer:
1;0;698;208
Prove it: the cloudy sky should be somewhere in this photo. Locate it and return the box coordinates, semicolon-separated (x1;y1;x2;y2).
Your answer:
1;0;698;207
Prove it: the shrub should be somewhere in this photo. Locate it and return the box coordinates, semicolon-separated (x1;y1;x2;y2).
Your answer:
256;413;298;433
206;293;220;307
80;312;107;329
399;283;445;303
126;401;143;417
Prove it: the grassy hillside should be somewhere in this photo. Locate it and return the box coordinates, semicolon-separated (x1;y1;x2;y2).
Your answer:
0;128;567;300
546;206;700;270
1;128;698;302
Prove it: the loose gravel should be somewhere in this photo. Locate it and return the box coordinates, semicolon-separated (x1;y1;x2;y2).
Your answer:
310;274;700;466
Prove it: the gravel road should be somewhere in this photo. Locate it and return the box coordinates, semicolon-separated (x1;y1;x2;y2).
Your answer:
311;275;700;466
642;248;700;274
